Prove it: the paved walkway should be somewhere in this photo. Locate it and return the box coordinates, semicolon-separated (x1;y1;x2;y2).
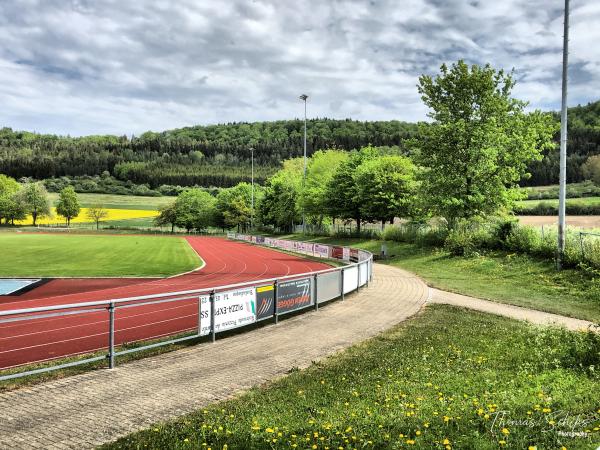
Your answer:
0;264;428;450
1;263;595;449
429;288;597;331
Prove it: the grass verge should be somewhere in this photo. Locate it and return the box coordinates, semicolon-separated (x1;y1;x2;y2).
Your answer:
277;235;600;323
0;233;201;277
102;305;600;450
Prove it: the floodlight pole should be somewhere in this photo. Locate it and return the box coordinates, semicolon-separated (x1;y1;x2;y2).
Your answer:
557;0;569;270
299;94;308;234
250;147;254;230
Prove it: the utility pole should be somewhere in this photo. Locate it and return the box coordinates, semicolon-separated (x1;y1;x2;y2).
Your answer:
557;0;569;269
299;94;308;234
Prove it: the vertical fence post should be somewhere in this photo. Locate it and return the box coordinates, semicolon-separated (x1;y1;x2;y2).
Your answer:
210;290;216;343
366;261;369;288
341;268;345;301
197;295;203;336
108;302;115;369
273;280;279;324
314;274;319;311
357;262;361;292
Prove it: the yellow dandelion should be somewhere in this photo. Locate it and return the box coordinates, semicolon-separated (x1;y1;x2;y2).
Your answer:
501;428;509;435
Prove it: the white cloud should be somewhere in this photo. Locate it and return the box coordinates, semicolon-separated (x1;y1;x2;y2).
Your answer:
0;0;597;136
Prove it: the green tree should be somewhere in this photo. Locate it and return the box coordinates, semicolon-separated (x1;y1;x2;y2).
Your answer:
174;189;216;232
582;155;600;185
215;183;257;232
0;175;22;225
355;155;418;229
259;159;303;232
154;202;178;233
413;60;557;226
86;205;109;230
18;182;51;226
300;150;348;226
325;146;379;232
55;186;80;226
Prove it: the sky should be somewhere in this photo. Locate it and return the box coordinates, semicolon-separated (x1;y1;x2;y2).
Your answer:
0;0;598;136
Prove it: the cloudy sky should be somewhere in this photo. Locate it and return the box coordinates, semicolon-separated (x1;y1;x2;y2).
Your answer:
0;0;598;136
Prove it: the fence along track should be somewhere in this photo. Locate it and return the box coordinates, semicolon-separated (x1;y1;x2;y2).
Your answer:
0;234;372;381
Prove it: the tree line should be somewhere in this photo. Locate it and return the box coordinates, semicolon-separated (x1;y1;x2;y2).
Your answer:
0;119;416;188
2;99;598;190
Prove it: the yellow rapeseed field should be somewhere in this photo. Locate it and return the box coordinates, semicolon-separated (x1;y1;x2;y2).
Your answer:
16;208;159;225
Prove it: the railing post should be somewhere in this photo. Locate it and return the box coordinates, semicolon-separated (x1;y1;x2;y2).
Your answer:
210;290;216;343
366;262;369;288
198;295;203;336
357;263;361;292
341;268;345;301
314;274;318;311
273;280;279;324
108;302;115;369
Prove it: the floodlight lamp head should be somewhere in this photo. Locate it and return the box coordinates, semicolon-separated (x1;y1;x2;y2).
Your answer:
299;94;308;101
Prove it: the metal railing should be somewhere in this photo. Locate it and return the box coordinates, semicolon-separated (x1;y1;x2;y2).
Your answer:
0;235;373;381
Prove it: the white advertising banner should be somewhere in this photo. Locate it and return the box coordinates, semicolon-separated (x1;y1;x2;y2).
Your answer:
300;242;314;254
359;262;368;287
199;287;257;335
264;237;273;246
342;247;350;261
315;244;330;258
226;231;235;239
343;266;359;293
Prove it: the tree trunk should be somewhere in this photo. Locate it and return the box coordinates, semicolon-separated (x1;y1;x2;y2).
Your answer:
171;223;175;233
356;217;361;234
96;220;100;230
381;219;385;230
32;211;37;226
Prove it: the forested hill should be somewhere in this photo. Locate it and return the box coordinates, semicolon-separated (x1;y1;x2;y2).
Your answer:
526;100;600;186
0;119;417;188
1;101;600;188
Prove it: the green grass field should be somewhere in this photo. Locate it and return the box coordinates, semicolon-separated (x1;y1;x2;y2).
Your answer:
47;193;175;210
518;196;600;208
279;235;600;323
103;305;600;450
0;233;201;277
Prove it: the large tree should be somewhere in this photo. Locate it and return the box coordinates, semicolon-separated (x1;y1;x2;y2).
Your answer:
258;158;303;232
355;155;418;228
324;146;379;233
18;182;51;226
215;182;258;232
413;60;556;226
0;175;24;225
300;150;348;226
174;189;216;232
56;186;80;226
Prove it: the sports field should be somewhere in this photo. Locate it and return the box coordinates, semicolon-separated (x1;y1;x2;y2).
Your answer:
0;233;201;277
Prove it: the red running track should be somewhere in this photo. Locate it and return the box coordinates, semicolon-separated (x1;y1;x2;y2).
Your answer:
0;237;330;369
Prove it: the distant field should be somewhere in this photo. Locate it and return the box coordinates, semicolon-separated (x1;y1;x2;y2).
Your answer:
518;215;600;229
0;234;201;277
47;193;175;210
16;207;159;226
518;196;600;208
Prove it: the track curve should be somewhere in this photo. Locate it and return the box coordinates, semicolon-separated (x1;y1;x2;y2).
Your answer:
0;237;330;369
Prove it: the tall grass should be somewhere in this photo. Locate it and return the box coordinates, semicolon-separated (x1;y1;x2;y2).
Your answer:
382;220;600;270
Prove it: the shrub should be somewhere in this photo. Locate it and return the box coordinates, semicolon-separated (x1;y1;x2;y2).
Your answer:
504;225;540;254
444;226;491;256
